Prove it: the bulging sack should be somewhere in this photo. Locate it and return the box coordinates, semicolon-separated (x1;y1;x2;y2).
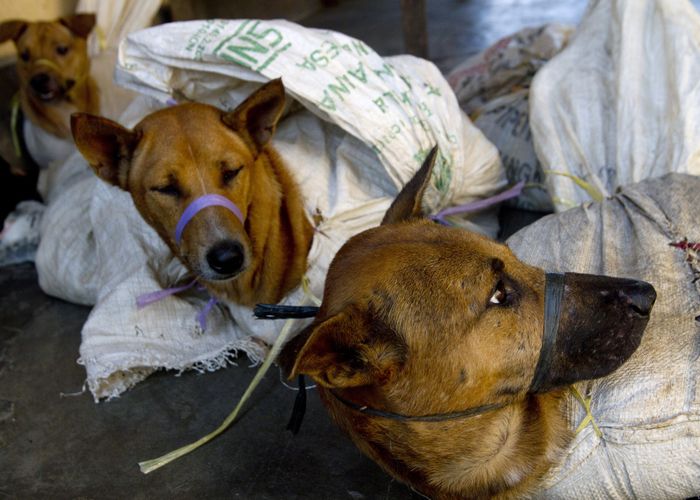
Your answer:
530;0;700;210
116;18;505;216
507;174;700;498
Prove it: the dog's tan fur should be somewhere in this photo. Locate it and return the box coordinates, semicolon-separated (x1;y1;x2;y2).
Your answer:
71;80;313;307
283;152;652;498
0;14;98;139
287;220;570;499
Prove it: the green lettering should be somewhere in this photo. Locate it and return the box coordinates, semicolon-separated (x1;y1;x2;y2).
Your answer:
348;62;367;84
319;91;336;111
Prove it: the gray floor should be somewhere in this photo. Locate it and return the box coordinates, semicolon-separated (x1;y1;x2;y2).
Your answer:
1;1;688;498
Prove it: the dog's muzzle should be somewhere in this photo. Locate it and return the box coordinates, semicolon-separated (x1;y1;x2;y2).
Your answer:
529;272;656;393
29;72;62;101
256;271;656;428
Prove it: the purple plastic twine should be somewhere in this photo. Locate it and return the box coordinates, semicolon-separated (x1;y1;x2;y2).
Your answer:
136;279;198;309
136;279;217;331
196;297;219;331
430;181;525;226
175;194;244;245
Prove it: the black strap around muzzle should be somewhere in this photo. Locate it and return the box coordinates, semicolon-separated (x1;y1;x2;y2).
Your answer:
529;272;566;393
256;272;567;429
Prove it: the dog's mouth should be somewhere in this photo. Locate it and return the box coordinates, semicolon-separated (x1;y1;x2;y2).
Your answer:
531;272;656;392
29;73;64;102
37;89;61;101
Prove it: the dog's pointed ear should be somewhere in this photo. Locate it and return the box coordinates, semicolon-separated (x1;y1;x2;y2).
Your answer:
381;145;438;225
0;20;28;43
290;309;406;389
71;113;139;190
222;78;285;152
60;13;96;39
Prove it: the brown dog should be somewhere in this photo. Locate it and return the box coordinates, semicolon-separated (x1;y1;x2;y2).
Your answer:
0;14;98;140
284;150;656;499
71;79;313;307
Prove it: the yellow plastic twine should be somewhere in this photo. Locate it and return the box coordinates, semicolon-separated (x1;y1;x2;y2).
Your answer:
569;385;603;438
10;93;21;159
138;277;320;474
545;170;604;203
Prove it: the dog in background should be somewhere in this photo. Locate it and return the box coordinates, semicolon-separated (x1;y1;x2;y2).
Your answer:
0;14;98;141
282;150;659;499
71;79;314;308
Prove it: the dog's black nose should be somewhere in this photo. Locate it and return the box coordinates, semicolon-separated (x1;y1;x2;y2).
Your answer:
206;240;245;276
619;280;656;317
30;73;50;92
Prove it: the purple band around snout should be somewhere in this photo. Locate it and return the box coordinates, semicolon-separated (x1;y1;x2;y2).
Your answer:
175;194;244;245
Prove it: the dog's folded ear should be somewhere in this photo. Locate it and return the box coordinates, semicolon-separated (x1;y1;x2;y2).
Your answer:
60;13;96;39
381;145;438;225
71;113;140;190
289;308;406;389
222;78;286;153
0;20;28;44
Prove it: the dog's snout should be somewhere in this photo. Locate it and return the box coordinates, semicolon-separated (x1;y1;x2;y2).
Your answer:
619;281;656;318
30;73;50;91
29;72;60;99
206;240;245;277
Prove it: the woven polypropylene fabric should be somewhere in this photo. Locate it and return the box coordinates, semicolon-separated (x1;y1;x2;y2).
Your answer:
508;174;700;498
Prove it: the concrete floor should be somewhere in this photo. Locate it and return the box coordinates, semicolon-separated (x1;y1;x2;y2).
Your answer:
3;1;696;498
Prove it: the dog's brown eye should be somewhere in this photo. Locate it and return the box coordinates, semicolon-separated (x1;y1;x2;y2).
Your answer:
222;166;243;185
56;45;69;56
20;49;30;62
489;280;508;305
151;184;181;197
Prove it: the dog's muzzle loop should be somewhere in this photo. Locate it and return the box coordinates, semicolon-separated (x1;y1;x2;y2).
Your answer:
529;272;566;393
175;194;244;244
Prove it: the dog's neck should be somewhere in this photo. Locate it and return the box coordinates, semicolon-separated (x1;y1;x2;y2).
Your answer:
323;387;572;499
205;147;314;307
20;73;98;139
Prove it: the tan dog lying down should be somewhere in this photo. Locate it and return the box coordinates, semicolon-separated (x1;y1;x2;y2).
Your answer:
283;152;700;498
72;79;313;308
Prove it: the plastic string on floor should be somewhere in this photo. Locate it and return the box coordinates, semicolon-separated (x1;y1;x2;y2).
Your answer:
138;276;321;474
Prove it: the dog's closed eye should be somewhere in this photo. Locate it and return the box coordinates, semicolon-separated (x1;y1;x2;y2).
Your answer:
151;183;182;197
221;161;243;186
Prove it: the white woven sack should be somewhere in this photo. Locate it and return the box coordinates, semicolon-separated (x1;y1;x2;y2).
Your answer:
530;0;700;211
507;174;700;498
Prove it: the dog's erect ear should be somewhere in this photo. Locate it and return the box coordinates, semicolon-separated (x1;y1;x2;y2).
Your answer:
60;13;96;39
290;310;406;389
381;145;437;225
0;20;28;44
71;113;139;190
222;78;285;152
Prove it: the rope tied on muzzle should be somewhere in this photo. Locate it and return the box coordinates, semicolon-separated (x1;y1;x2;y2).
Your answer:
253;271;570;425
175;194;245;244
529;272;566;393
